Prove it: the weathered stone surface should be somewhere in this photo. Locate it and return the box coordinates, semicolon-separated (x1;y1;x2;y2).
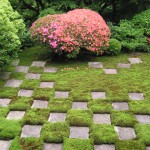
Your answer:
21;125;42;138
0;99;11;107
31;61;46;67
44;143;63;150
12;60;20;66
93;114;111;124
147;146;150;150
117;63;131;68
55;91;69;98
15;66;29;73
5;79;23;87
72;102;88;110
69;127;89;139
40;82;54;88
114;126;136;140
18;89;33;97
112;102;129;110
103;69;117;74
26;73;41;79
129;93;144;100
31;100;48;109
0;140;12;150
91;92;106;99
44;67;57;73
94;144;115;150
48;113;66;122
88;62;103;68
135;115;150;124
0;72;11;80
6;111;25;120
128;58;142;64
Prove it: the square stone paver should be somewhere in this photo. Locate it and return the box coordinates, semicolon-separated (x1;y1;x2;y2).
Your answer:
114;126;136;140
48;113;66;122
11;60;20;66
5;79;23;87
44;143;63;150
147;147;150;150
93;114;111;124
6;111;25;120
32;61;46;67
55;91;69;98
117;63;131;68
21;125;42;138
91;92;106;99
135;115;150;124
18;89;33;97
0;72;11;80
94;144;115;150
112;102;129;110
0;140;12;150
128;58;142;64
104;69;117;74
88;62;103;68
40;82;54;88
15;66;29;73
0;99;11;107
26;73;41;79
69;127;89;139
31;100;48;109
44;67;57;73
72;102;88;110
129;93;144;100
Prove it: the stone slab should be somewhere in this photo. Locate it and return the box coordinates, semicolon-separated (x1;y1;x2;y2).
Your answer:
69;127;89;139
104;69;117;74
32;100;48;109
44;67;57;73
21;125;42;138
12;60;20;66
6;111;25;120
0;99;11;107
72;102;88;110
93;114;111;124
94;144;115;150
18;89;33;97
26;73;41;79
91;92;106;99
147;147;150;150
55;91;69;98
117;63;131;68
44;143;63;150
15;66;29;73
5;79;23;87
40;82;54;88
114;126;136;140
48;113;66;122
135;115;150;124
88;62;103;68
112;102;129;110
31;61;46;67
129;93;144;100
128;58;142;64
0;72;11;80
0;140;12;150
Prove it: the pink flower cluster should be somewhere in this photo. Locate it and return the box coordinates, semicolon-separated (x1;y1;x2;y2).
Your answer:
30;9;110;56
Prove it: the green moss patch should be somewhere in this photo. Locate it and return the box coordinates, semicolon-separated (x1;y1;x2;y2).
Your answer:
9;137;23;150
20;80;40;90
9;72;26;80
29;67;44;73
0;87;18;98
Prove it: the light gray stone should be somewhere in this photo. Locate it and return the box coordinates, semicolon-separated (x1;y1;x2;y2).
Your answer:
128;58;142;64
48;113;66;122
32;100;48;109
0;140;12;150
15;66;29;73
5;79;23;87
147;146;150;150
18;89;33;97
91;92;106;99
114;126;136;140
135;115;150;124
0;72;11;80
72;102;88;110
44;67;57;73
0;99;11;107
26;73;41;79
12;60;20;66
55;91;69;98
44;143;62;150
69;127;89;139
21;125;42;138
117;63;131;68
6;111;25;120
88;62;103;68
40;82;54;88
93;114;111;124
104;69;117;74
112;102;129;110
129;93;144;100
94;144;115;150
32;61;46;67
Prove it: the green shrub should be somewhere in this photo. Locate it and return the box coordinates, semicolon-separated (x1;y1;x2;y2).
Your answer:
107;39;122;55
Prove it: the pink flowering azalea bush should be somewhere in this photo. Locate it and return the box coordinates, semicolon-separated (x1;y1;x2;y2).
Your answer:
30;9;110;58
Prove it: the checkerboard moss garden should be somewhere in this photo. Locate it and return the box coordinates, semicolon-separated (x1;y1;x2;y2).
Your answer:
1;1;150;149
